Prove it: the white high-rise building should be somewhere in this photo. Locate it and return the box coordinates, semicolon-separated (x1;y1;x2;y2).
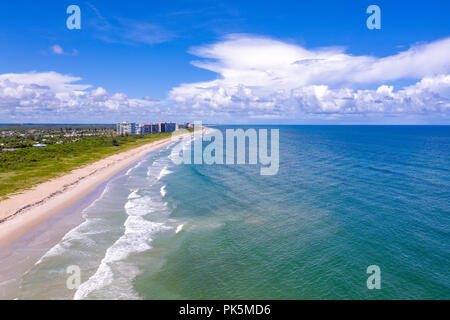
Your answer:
116;122;136;135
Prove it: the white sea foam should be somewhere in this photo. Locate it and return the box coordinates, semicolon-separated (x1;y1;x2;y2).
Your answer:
160;185;166;197
127;189;140;200
34;217;102;266
74;191;171;300
34;181;114;266
81;180;112;218
74;260;114;300
124;195;153;216
158;167;173;180
175;224;184;234
126;159;144;176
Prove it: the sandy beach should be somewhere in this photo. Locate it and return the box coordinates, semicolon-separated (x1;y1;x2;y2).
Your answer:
0;134;185;248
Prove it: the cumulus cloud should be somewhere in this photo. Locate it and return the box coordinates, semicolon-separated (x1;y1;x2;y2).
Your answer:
3;35;450;124
169;34;450;122
0;72;162;122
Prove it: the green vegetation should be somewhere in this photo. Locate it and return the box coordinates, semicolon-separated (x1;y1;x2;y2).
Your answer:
0;131;176;199
0;125;115;149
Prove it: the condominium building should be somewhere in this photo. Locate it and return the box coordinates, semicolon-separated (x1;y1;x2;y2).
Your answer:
161;122;177;133
117;121;177;135
116;122;136;135
151;122;162;133
137;123;152;135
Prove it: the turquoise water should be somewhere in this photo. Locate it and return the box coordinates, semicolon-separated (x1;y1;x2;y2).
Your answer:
18;126;450;299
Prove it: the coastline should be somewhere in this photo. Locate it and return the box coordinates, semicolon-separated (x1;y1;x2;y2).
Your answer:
0;133;187;248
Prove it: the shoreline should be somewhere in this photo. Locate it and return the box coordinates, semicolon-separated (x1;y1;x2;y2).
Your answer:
0;133;187;248
0;177;110;299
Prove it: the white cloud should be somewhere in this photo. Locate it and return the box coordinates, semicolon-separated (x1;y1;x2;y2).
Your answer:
0;72;162;122
0;72;89;93
50;45;78;56
169;34;450;122
3;35;450;124
51;45;64;55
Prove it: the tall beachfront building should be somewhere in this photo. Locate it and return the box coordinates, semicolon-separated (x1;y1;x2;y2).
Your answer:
137;123;152;135
116;122;136;135
161;122;176;133
151;122;162;133
118;122;178;135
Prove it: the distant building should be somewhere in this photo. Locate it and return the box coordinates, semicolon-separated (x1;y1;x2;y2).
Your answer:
117;121;177;135
161;122;177;133
116;122;136;135
151;122;162;134
32;143;47;147
137;123;152;135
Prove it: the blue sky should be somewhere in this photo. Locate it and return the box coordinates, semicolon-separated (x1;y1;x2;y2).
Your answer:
0;0;449;124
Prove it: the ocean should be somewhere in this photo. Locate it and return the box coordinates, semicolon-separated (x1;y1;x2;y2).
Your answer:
15;126;450;299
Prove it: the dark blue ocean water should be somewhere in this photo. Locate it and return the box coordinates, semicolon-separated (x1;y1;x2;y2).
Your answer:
136;126;449;299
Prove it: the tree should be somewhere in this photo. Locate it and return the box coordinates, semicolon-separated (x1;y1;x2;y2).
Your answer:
111;138;119;146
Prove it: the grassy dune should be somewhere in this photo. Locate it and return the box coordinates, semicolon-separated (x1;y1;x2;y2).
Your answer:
0;133;174;199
